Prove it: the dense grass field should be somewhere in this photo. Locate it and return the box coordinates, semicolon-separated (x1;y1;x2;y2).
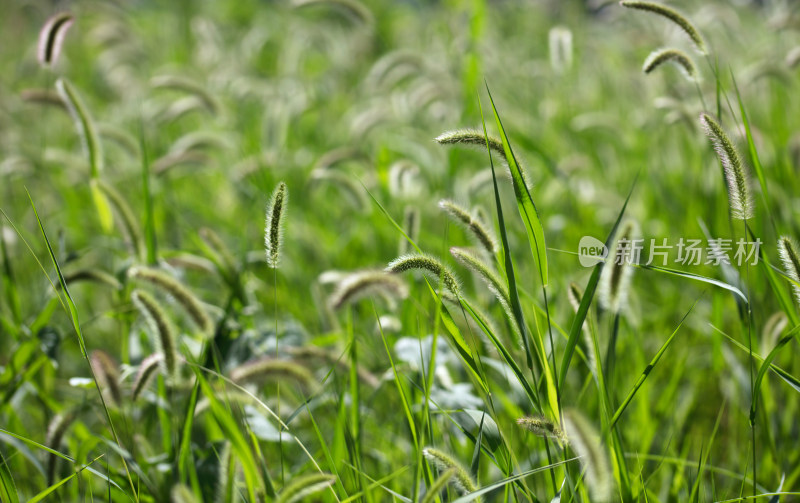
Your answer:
2;0;800;501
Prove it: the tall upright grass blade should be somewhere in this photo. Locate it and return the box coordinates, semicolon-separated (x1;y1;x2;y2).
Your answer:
0;450;19;503
27;191;138;500
485;84;548;287
750;325;800;425
609;300;697;428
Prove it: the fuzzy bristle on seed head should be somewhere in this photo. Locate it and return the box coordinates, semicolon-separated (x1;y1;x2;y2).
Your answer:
620;1;706;53
131;289;179;378
90;350;122;407
37;12;74;67
700;113;753;220
517;416;567;444
132;353;164;401
548;26;573;73
562;409;613;502
274;473;337;503
439;199;498;255
643;47;697;79
778;236;800;308
422;447;478;496
128;266;214;335
435;129;504;157
386;253;460;297
229;357;316;389
328;270;409;310
45;409;77;483
598;220;639;314
265;181;288;269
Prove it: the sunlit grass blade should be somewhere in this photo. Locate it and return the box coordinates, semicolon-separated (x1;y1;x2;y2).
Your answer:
485;84;548;287
0;450;19;503
750;325;800;425
28;454;104;503
609;299;697;428
27;191;138;500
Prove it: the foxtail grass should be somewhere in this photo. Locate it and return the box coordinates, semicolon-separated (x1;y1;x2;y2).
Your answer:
778;236;800;308
386;253;460;297
132;353;164;401
265;182;288;269
37;12;74;67
548;26;573;73
90;350;122;407
229;357;316;389
643;47;697;79
421;468;456;503
700;113;753;220
62;268;122;290
399;205;420;255
435;129;504;159
171;484;200;503
439;199;498;255
563;409;613;502
20;89;65;109
55;78;104;178
517;415;567;444
275;473;337;503
45;409;77;483
327;270;409;310
96;179;144;259
128;266;214;335
150;75;220;114
131;289;179;378
598;221;638;314
620;1;706;53
422;447;478;496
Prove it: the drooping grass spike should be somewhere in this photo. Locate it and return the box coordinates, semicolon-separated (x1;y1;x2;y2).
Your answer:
643;47;697;79
90;350;122;407
132;353;164;401
327;270;409;310
422;447;479;496
386;253;460;297
55;78;104;178
439;199;498;255
563;409;613;502
700;113;753;220
598;220;639;314
517;415;567;444
265;182;288;269
229;357;316;389
131;289;179;378
128;266;214;335
620;1;707;53
37;12;74;67
778;236;800;308
275;473;337;503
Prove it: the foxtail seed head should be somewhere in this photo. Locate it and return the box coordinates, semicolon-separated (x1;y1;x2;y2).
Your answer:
230;357;316;389
131;289;179;378
598;221;638;314
435;129;504;158
439;199;498;255
45;409;77;483
132;353;164;401
422;447;478;496
563;409;613;502
643;47;697;79
275;473;337;503
90;350;122;407
37;12;74;67
778;236;800;308
548;26;573;73
386;253;460;297
128;266;214;335
265;182;288;269
328;270;409;310
700;113;753;220
620;1;707;53
421;469;456;503
517;416;567;444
